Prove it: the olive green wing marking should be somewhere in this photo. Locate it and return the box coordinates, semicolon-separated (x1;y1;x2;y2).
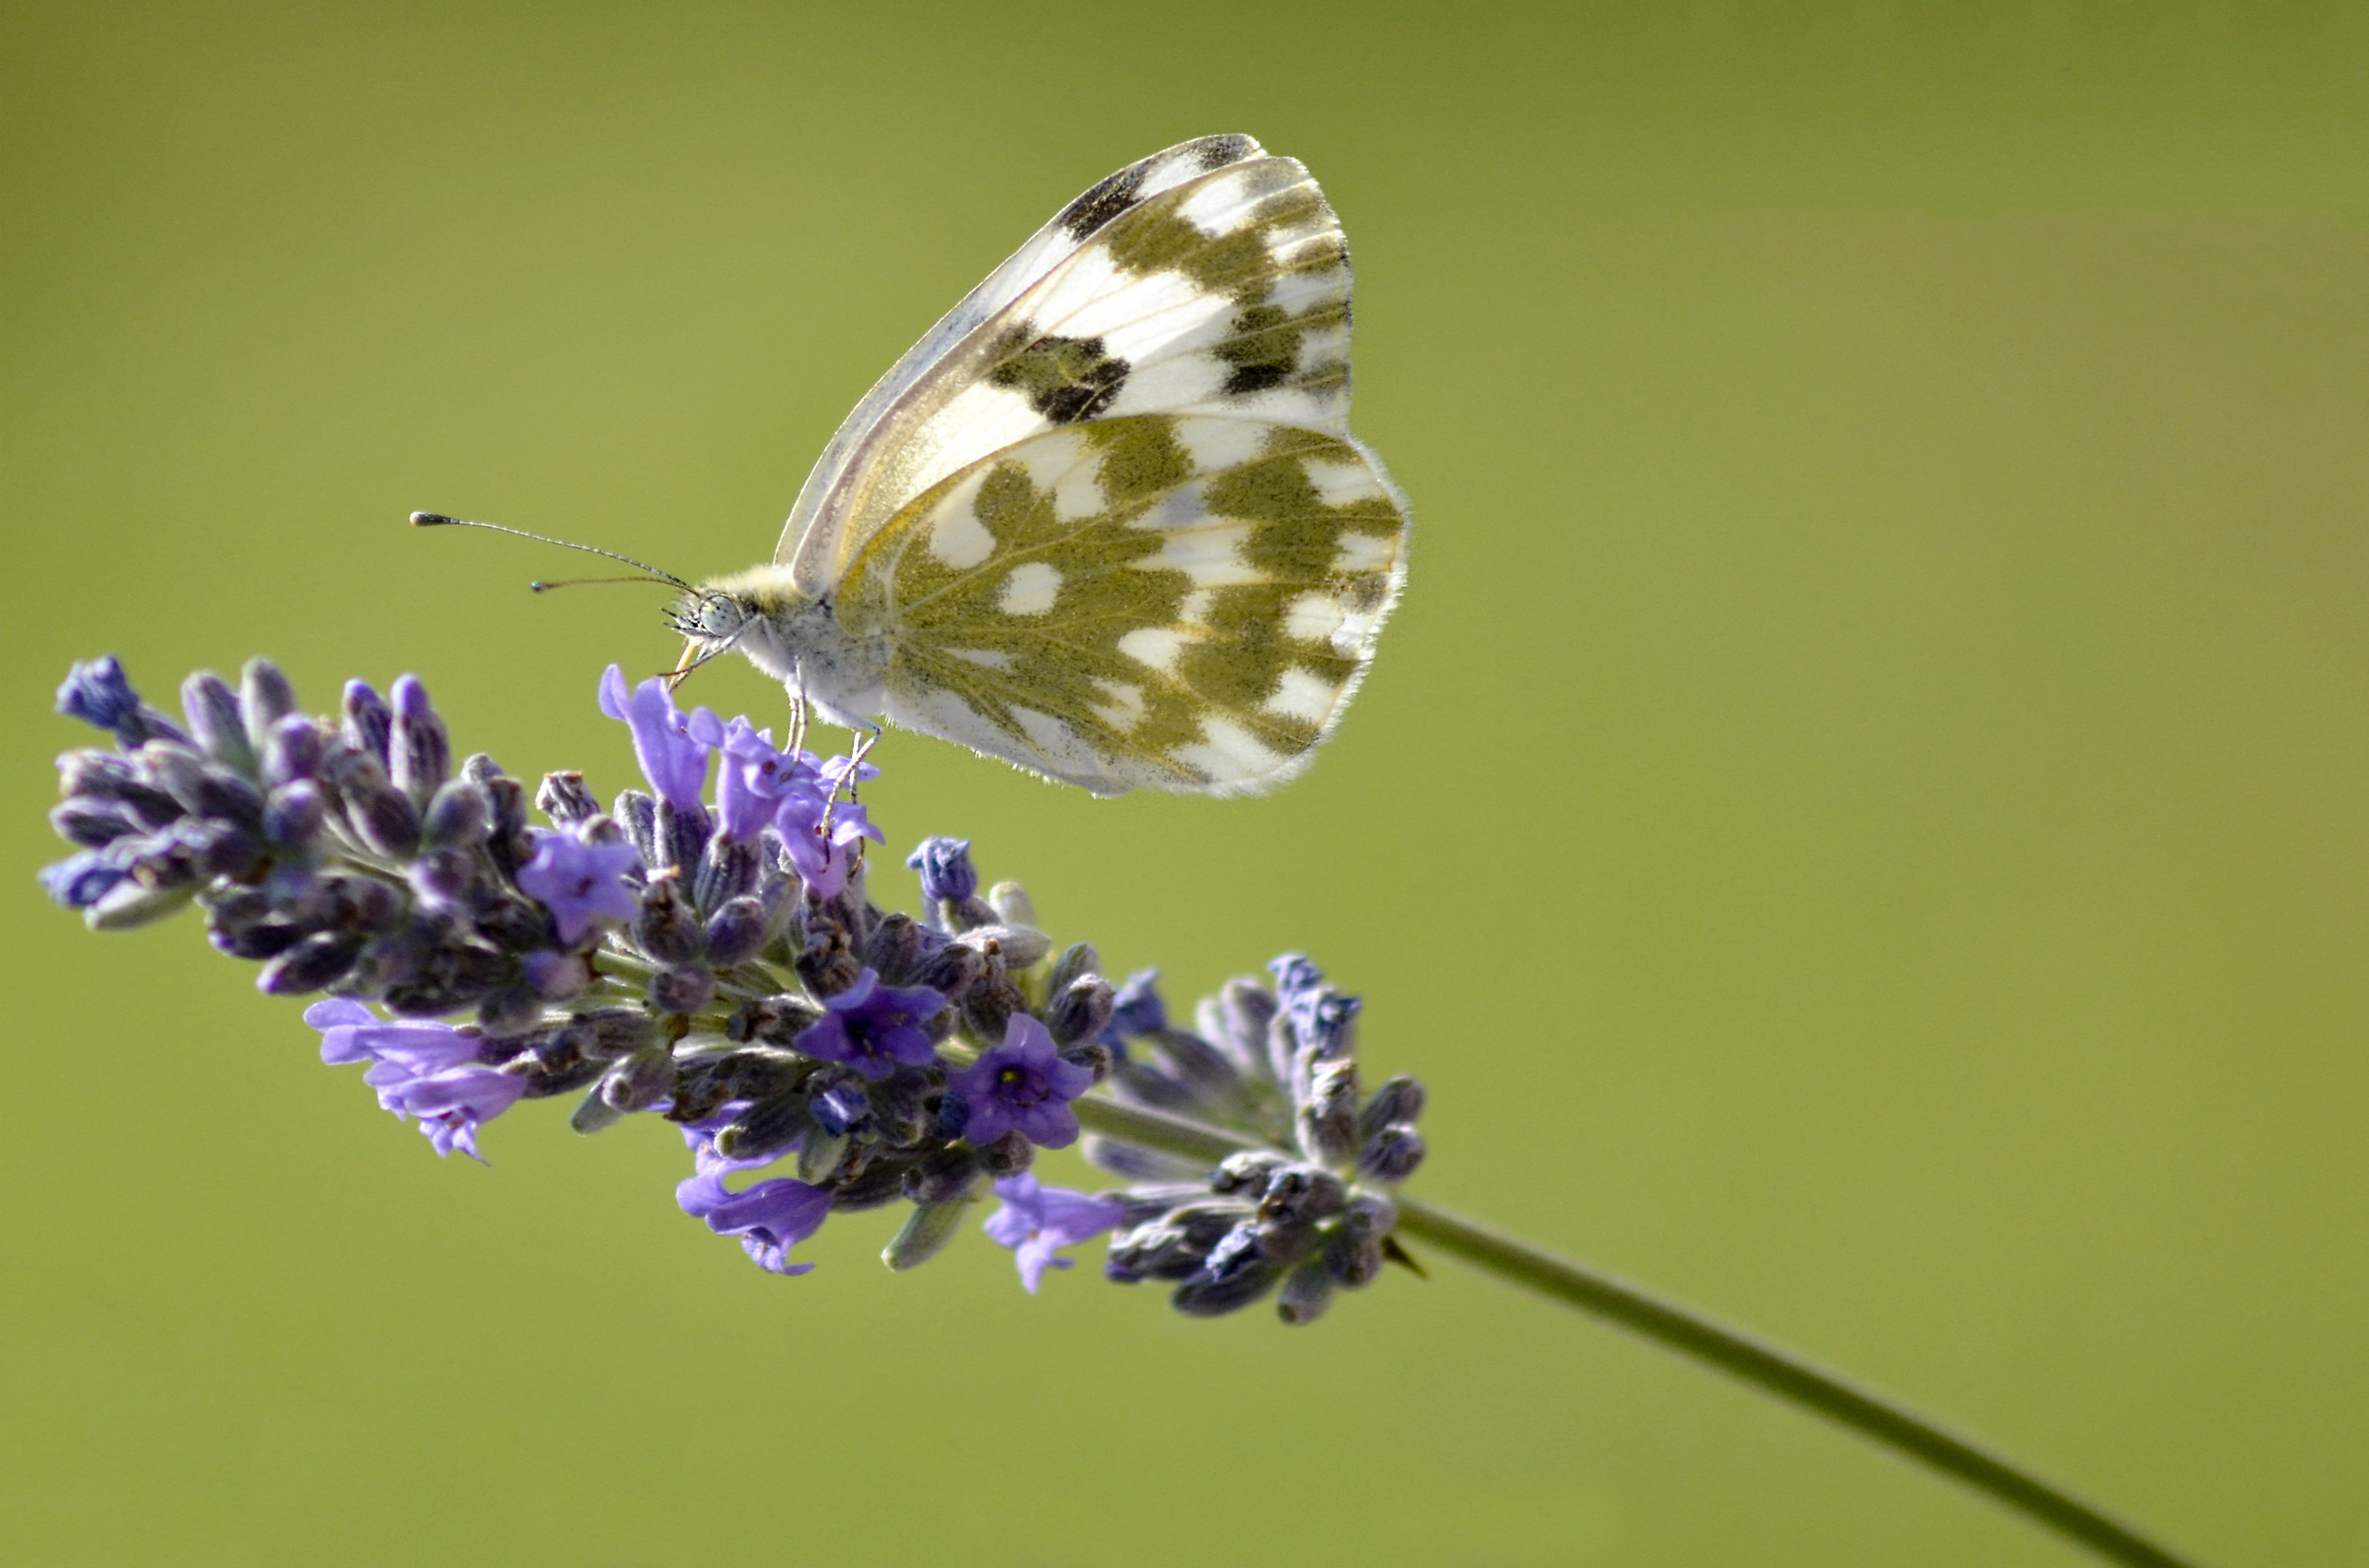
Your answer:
835;414;1407;795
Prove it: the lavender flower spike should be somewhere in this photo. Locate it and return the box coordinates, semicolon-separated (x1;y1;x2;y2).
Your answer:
515;825;642;943
951;1013;1096;1150
983;1173;1123;1293
597;663;711;811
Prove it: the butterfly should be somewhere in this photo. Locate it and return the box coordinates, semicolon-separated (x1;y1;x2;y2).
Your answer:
431;135;1409;796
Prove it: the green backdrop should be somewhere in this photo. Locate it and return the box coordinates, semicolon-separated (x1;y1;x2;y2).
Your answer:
5;4;2364;1564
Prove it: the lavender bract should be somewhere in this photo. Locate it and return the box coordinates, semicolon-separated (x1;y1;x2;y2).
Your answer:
40;654;1431;1322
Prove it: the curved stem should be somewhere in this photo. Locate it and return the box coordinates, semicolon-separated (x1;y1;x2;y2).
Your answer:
1072;1093;2202;1568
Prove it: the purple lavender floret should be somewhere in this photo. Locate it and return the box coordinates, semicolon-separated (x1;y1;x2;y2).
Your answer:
707;717;818;843
904;836;976;903
794;967;946;1081
598;664;712;811
514;826;641;942
677;1119;831;1275
983;1173;1123;1293
773;787;881;901
306;998;525;1160
56;654;188;747
951;1012;1095;1150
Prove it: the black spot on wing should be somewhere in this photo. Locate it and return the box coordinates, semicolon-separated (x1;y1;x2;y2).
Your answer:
985;328;1132;424
1213;302;1302;398
1058;164;1148;242
1189;133;1260;172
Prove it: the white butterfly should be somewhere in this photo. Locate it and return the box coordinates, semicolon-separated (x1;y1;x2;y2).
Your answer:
434;135;1410;796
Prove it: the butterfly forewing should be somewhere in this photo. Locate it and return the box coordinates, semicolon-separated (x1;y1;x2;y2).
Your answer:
781;138;1360;597
834;413;1408;795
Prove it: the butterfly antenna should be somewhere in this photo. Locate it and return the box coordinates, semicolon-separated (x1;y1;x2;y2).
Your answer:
411;511;692;590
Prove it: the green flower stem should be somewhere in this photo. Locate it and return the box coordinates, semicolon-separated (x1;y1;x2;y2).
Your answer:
1070;1093;2201;1568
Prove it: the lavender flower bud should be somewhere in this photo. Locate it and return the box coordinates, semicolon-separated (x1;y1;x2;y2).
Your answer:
263;714;324;786
715;1094;810;1162
341;680;392;768
909;939;984;1004
323;749;420;859
1108;969;1166;1035
1211;1152;1292;1195
1260;1164;1347;1225
1359;1075;1425;1138
59;753;182;828
599;1045;674;1112
1059;1038;1113;1085
1358;1125;1426;1183
656;798;711;880
726;993;824;1045
257;930;364;995
1047;941;1100;996
573;1007;656;1058
649;964;714;1014
410;847;475;905
1173;1230;1283;1316
986;880;1034;928
1277;1258;1336;1325
904;836;976;903
477;985;545;1038
634;873;705;964
518;948;589;1001
570;1087;625;1135
830;1156;908;1212
1296;1057;1362;1165
480;773;531;875
535;771;600;828
50;799;136;849
1323;1225;1385;1289
698;834;762;911
902;1146;979;1205
56;655;188;746
806;1075;872;1138
860;911;929;985
136;741;215;818
612;789;658;868
1107;1204;1236;1283
959;959;1026;1041
881;1200;971;1271
1205;979;1278;1082
85;875;198;931
181;672;257;778
420;780;490;850
703;896;769;967
1340;1191;1397;1240
263;782;327;849
976;1128;1032;1178
1046;974;1115;1047
238;658;296;753
388;675;450;806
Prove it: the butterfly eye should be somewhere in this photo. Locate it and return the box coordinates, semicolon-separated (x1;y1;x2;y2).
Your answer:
697;595;748;638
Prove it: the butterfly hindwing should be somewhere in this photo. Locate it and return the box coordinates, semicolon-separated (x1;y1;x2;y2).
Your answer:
780;138;1360;596
832;413;1408;795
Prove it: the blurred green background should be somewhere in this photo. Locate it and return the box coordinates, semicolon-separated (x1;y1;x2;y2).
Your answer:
5;3;2364;1564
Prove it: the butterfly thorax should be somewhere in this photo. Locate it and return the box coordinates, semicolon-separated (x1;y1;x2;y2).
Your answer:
685;565;890;730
